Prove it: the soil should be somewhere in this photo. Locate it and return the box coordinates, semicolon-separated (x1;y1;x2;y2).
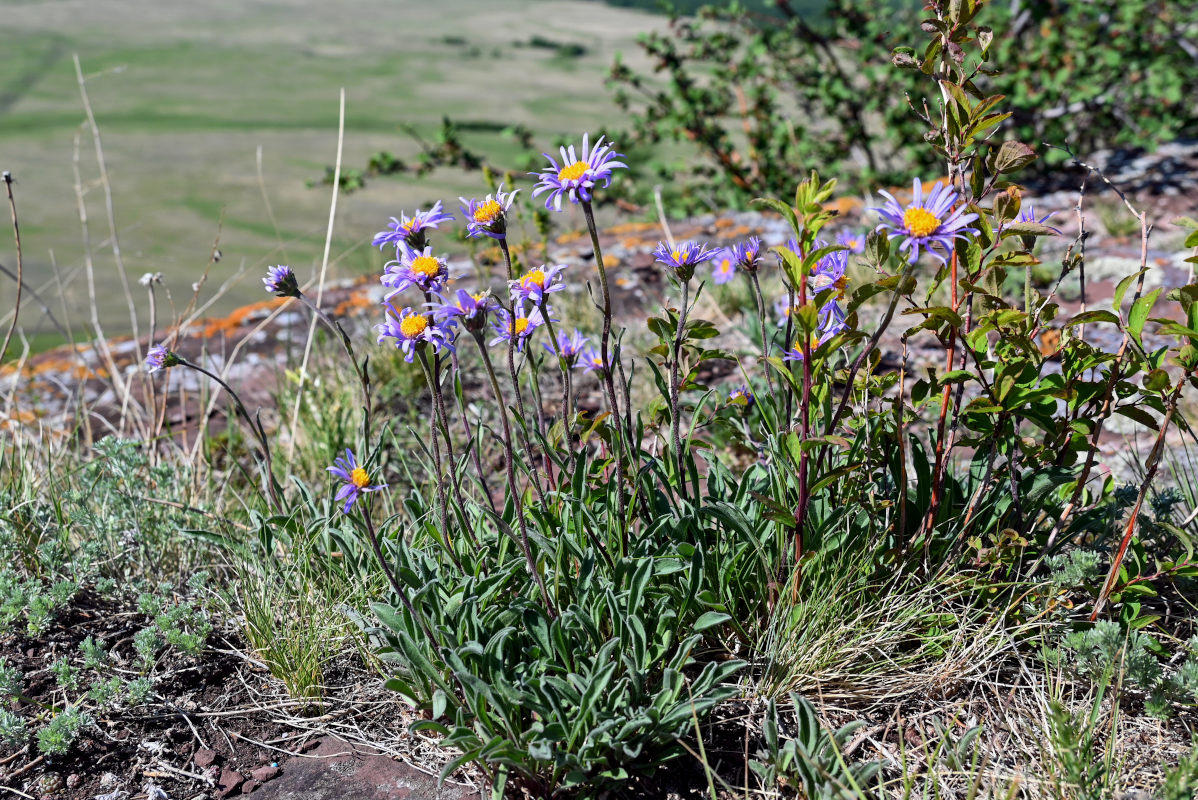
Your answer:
0;588;446;800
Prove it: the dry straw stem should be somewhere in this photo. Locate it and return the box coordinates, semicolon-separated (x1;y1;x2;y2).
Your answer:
287;88;346;464
0;173;24;369
72;127;145;440
74;55;140;349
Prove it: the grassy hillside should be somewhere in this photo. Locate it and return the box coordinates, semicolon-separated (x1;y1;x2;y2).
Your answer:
0;0;664;337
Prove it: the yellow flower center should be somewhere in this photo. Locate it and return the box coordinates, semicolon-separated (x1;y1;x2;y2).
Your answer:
399;314;429;338
350;467;371;488
719;258;731;271
473;199;503;224
903;207;941;238
514;318;531;335
557;160;589;183
521;269;546;289
834;275;848;298
402;219;417;231
670;249;683;263
410;255;441;279
471;292;487;302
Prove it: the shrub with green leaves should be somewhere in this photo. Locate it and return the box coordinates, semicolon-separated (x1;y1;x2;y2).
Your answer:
608;0;1198;212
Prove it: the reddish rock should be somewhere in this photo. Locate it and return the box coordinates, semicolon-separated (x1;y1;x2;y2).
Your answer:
249;765;279;782
241;780;260;794
218;768;245;796
194;747;219;768
254;737;474;800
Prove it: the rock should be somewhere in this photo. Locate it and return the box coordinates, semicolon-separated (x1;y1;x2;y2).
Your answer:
240;781;260;794
253;736;474;800
249;766;279;782
66;774;81;789
194;748;219;768
217;769;245;797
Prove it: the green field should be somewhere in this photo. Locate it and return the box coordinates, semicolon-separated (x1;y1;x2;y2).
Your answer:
0;0;665;337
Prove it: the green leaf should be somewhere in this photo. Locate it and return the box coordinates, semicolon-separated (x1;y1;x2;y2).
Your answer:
693;611;731;632
993;141;1037;173
1128;287;1162;339
751;197;799;236
1113;268;1147;310
1000;221;1057;238
1064;310;1120;328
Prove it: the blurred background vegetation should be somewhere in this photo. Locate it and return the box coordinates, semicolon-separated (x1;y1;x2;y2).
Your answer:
2;0;1195;338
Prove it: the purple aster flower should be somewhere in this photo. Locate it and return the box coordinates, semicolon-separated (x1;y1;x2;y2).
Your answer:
459;184;518;240
578;347;608;376
728;384;755;408
711;252;737;285
327;448;386;513
543;328;588;366
836;229;866;254
381;245;450;300
1015;205;1062;235
730;237;763;273
810;239;849;300
372;201;454;251
263;265;300;298
872;178;978;265
780;301;849;361
531;133;627;212
510;263;567;306
652;240;720;282
435;288;495;333
144;344;179;373
489;303;549;351
375;305;455;363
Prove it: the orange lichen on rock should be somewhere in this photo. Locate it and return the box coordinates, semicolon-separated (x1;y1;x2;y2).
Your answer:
555;230;587;245
333;291;376;318
605;221;658;235
0;408;41;429
717;224;754;239
198;298;288;338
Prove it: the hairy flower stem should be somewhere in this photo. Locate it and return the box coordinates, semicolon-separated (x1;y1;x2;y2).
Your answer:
497;240;548;503
540;314;575;475
181;360;281;512
361;511;440;653
670;279;690;498
817;260;915;477
581;200;630;543
472;332;557;618
450;349;498;514
296;294;373;447
418;350;481;553
747;271;775;398
423;383;457;574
